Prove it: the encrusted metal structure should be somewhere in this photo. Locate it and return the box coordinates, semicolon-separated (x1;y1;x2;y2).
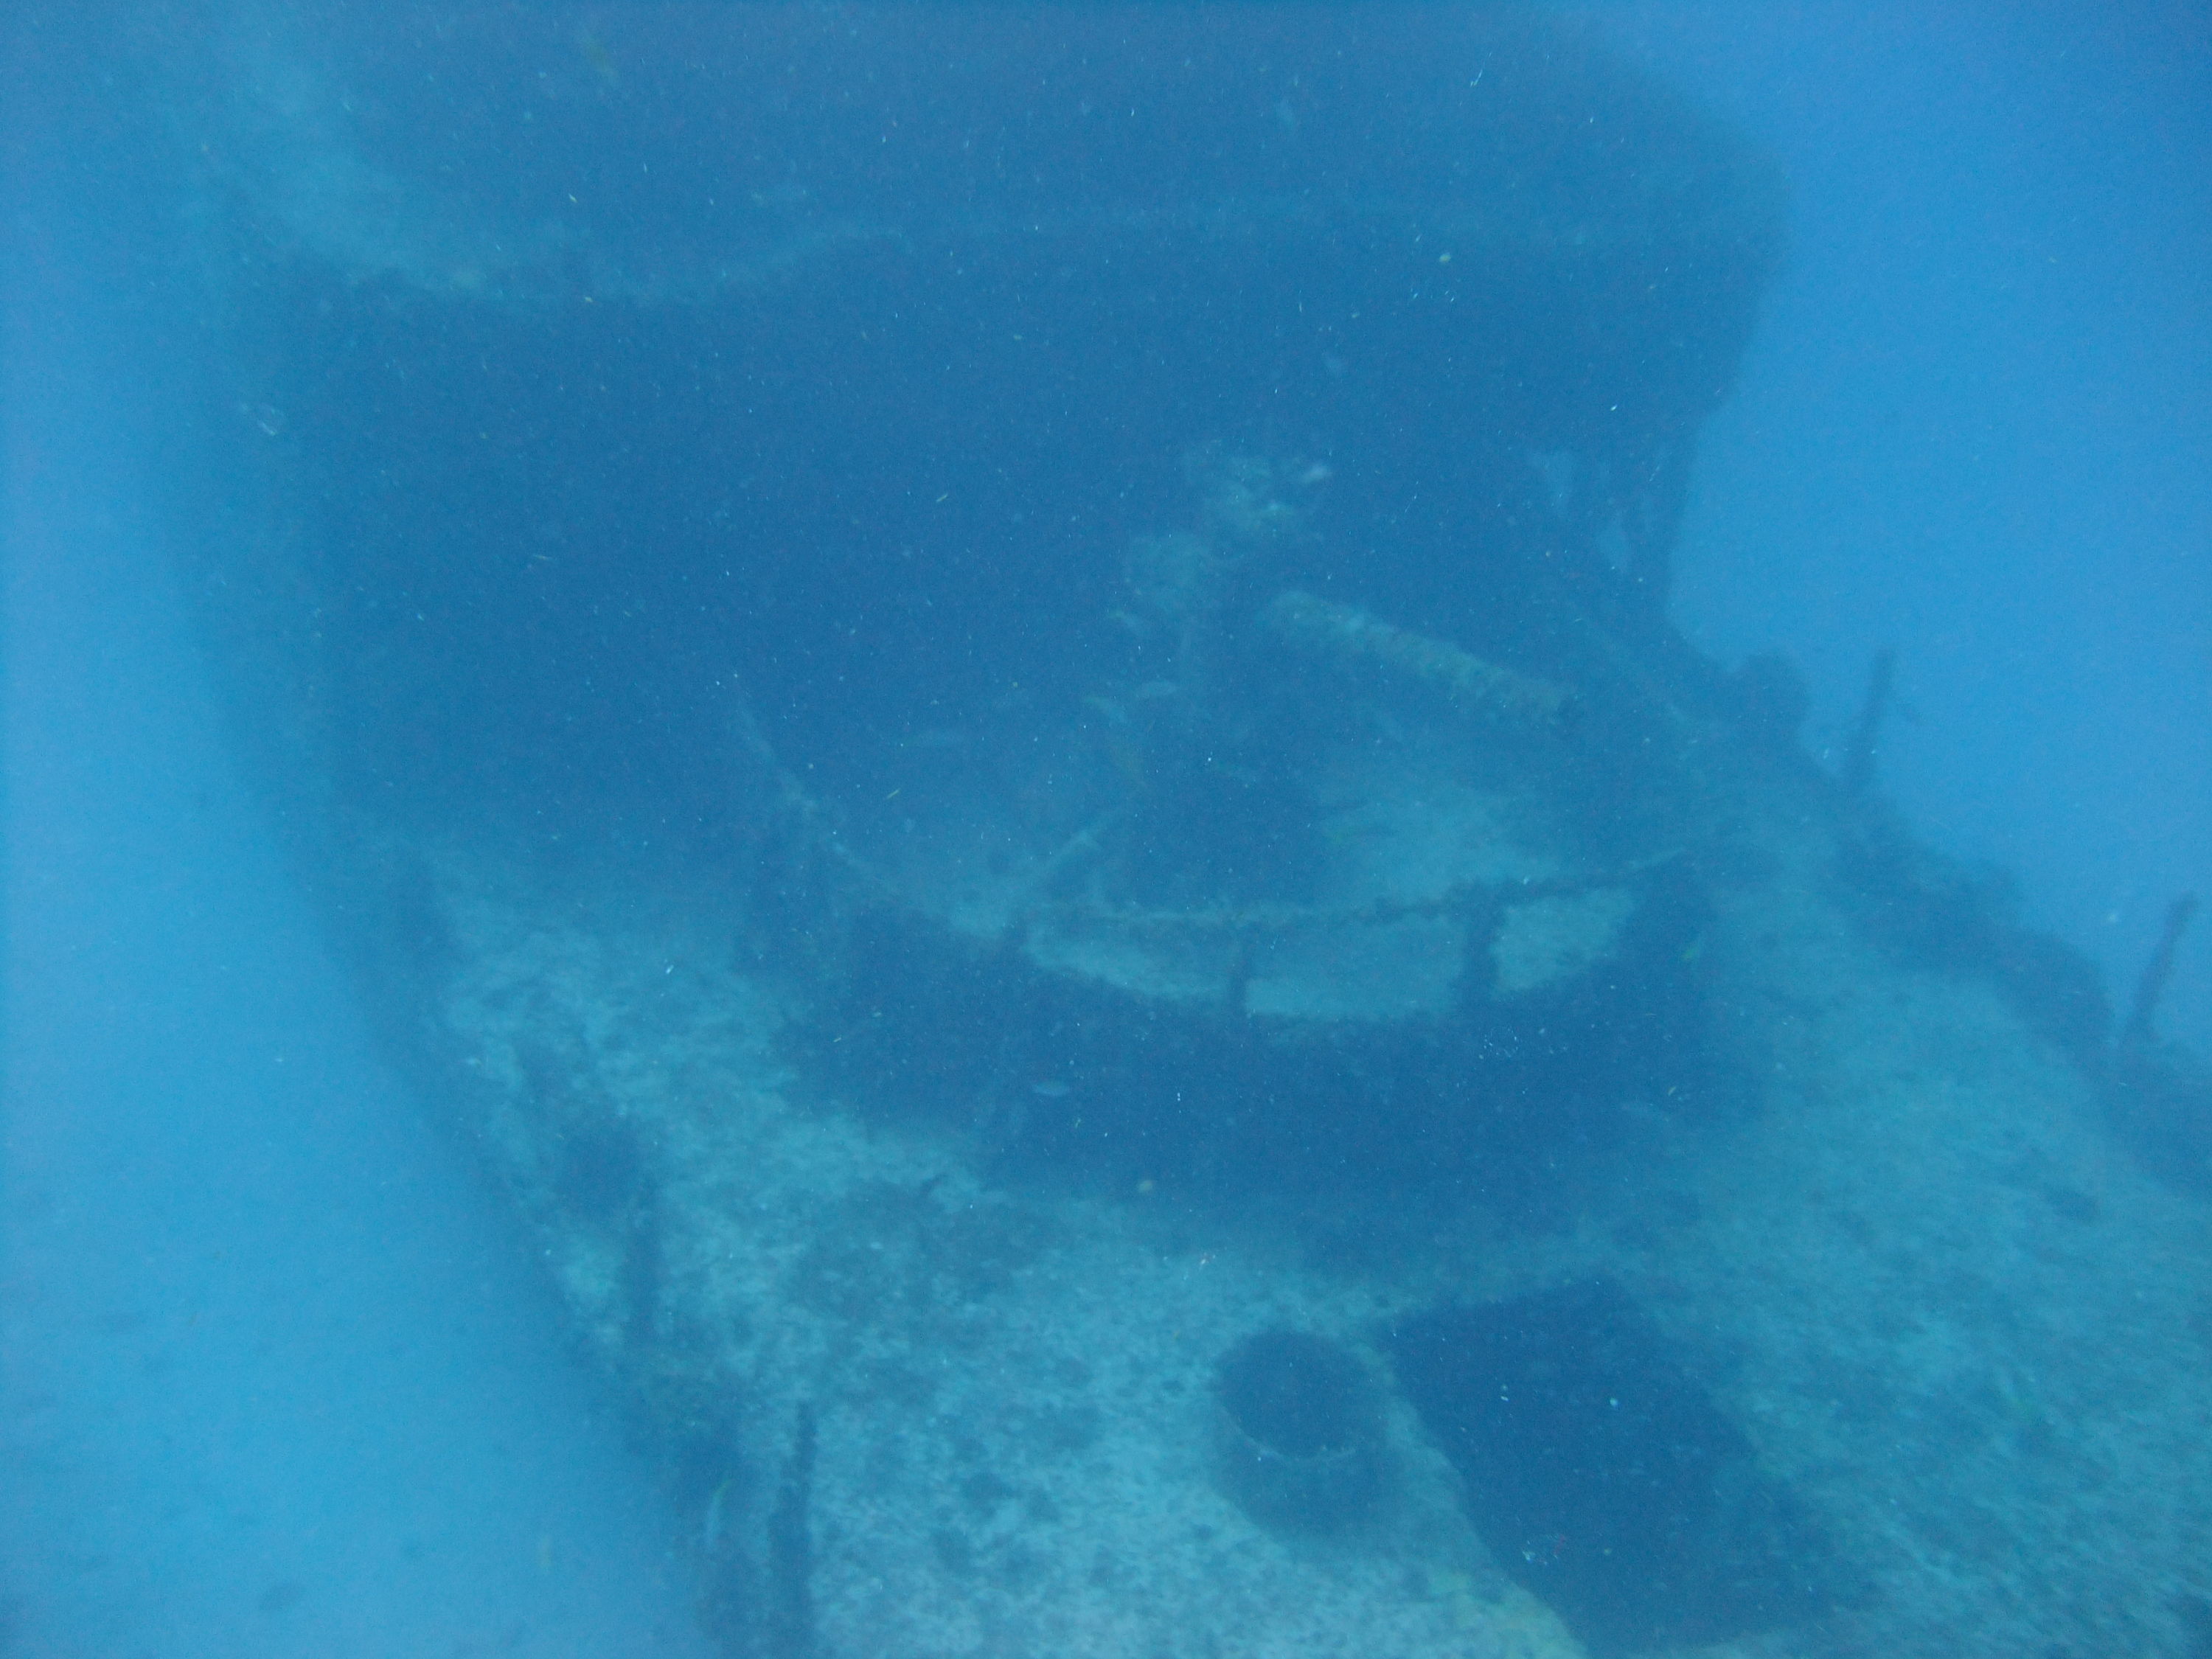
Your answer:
142;8;2212;1658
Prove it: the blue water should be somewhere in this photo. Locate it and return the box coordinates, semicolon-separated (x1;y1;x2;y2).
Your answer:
1601;2;2212;1048
2;29;712;1654
4;3;2207;1655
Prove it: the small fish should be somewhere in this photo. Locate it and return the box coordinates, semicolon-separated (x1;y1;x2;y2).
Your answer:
1030;1079;1072;1099
1107;608;1152;638
1321;818;1388;846
703;1476;732;1551
905;727;973;751
577;29;620;87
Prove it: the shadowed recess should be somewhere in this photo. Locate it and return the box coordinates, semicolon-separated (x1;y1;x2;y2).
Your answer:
1212;1330;1382;1533
1387;1279;1841;1655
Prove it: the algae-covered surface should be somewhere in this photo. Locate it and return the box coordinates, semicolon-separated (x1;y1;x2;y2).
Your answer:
375;708;2212;1659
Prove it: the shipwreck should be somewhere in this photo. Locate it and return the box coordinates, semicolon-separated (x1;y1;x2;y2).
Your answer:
144;5;2212;1657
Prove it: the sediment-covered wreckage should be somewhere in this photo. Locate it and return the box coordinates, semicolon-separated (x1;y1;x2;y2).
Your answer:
156;6;2212;1657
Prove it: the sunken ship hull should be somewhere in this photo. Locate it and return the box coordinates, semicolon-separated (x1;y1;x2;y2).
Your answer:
144;7;2212;1657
